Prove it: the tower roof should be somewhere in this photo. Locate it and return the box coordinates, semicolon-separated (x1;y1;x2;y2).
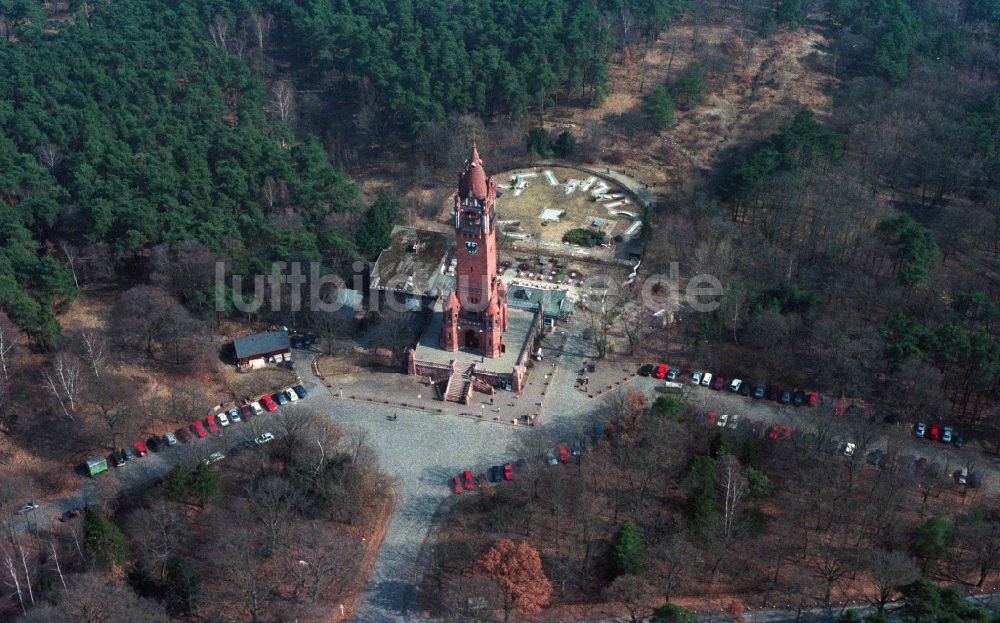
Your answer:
486;294;499;316
458;144;488;200
445;290;460;310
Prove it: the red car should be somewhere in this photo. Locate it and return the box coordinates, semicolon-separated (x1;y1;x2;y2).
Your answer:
834;403;846;417
503;464;514;481
928;424;941;440
190;421;207;438
767;424;781;440
204;416;220;433
260;395;277;412
463;470;475;490
711;375;727;390
807;391;819;407
706;410;718;426
133;441;147;457
451;476;463;494
653;364;668;379
558;444;570;463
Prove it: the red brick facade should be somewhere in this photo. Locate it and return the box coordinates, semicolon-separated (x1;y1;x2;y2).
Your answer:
440;146;508;358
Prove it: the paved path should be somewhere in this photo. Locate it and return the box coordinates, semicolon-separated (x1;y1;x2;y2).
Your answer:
10;322;1000;621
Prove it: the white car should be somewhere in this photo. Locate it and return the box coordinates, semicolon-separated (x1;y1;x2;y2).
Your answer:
843;442;856;456
203;451;225;465
701;372;713;387
254;432;275;445
728;414;741;429
14;502;38;515
717;413;729;427
216;413;230;427
691;371;703;385
250;401;264;417
285;388;298;402
729;378;742;392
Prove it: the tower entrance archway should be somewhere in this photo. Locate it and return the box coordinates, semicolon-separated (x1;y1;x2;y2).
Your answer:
464;330;479;349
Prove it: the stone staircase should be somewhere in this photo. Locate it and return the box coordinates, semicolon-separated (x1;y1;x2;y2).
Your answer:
442;364;476;404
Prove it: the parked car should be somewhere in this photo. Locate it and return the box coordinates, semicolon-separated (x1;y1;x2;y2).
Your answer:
147;436;162;452
134;441;148;457
111;451;126;467
717;413;729;427
638;364;653;377
293;385;307;399
191;421;207;438
956;467;968;485
545;450;558;466
701;372;713;387
274;392;289;406
203;451;225;465
691;371;703;385
174;428;190;444
807;391;820;407
164;431;178;446
463;469;475;490
216;412;230;427
953;433;965;448
451;476;463;493
261;395;277;411
488;466;503;482
572;439;582;457
558;444;570;463
251;401;266;416
941;427;953;443
285;388;298;402
666;368;680;381
228;407;241;423
254;432;275;445
780;389;792;404
123;446;136;460
928;424;941;440
843;442;857;456
738;382;752;397
705;410;718;426
711;375;726;391
867;449;884;466
653;364;667;379
753;383;766;399
728;414;741;429
914;422;927;438
766;385;781;401
14;502;39;515
239;404;253;422
793;390;805;407
729;378;743;393
503;463;514;481
204;416;219;433
59;508;82;522
970;469;984;488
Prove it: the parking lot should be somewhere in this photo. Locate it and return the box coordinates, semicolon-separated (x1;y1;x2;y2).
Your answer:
11;324;997;622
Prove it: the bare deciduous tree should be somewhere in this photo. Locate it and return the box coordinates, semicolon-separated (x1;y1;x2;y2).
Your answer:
34;143;63;170
208;15;228;50
270;80;295;123
864;548;918;611
78;330;108;378
0;315;16;383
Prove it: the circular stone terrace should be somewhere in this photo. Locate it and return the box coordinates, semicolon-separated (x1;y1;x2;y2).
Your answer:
440;165;644;264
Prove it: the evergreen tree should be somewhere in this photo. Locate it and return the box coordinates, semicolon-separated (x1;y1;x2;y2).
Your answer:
612;520;646;576
644;86;676;131
83;505;128;568
164;556;201;616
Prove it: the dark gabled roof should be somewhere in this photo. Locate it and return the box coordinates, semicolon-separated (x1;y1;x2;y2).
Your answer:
233;331;290;359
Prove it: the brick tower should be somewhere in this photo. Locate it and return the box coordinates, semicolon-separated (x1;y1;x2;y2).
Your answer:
440;145;508;357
